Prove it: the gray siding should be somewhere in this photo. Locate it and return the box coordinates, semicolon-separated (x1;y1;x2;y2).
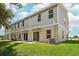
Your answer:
57;4;69;42
6;6;57;34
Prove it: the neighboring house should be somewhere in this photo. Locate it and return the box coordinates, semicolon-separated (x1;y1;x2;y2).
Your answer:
5;3;69;43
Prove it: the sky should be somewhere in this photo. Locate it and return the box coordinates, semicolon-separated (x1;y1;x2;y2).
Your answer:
0;3;79;37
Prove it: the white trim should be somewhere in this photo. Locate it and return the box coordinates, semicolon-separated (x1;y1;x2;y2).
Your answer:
57;23;68;31
57;4;59;24
6;23;68;34
8;23;56;33
56;4;68;32
11;3;58;25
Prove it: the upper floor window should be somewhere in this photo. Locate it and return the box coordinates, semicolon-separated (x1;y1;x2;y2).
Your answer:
15;25;16;29
46;30;51;39
18;22;19;28
38;14;41;22
22;21;24;26
48;9;53;19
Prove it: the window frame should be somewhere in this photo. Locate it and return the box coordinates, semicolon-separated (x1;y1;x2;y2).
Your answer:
22;21;24;26
48;9;53;19
38;14;41;22
46;30;51;39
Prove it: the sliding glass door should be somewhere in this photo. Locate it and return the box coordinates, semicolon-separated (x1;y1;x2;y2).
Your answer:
24;33;28;41
33;32;39;41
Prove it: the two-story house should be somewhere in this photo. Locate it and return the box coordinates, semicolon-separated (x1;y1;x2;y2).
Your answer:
5;3;69;43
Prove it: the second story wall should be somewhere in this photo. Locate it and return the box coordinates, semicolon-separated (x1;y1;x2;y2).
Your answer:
57;4;69;30
5;4;58;34
29;6;57;27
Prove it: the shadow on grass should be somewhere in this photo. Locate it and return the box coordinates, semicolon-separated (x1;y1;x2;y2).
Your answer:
62;40;79;44
0;41;21;56
0;41;12;48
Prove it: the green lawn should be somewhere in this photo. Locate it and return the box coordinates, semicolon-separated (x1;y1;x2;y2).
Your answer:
0;40;79;56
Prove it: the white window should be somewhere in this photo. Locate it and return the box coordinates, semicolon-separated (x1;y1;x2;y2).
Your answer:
46;30;51;39
22;21;24;26
48;9;53;19
38;14;41;22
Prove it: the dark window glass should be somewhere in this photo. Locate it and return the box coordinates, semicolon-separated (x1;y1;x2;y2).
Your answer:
47;35;51;39
49;9;53;19
22;21;24;26
46;30;51;39
49;14;53;19
38;14;41;22
47;30;51;34
49;9;53;14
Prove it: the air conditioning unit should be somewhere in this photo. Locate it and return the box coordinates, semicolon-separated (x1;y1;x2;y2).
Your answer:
48;38;56;44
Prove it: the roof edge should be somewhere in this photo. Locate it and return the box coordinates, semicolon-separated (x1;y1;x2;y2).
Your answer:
11;3;59;25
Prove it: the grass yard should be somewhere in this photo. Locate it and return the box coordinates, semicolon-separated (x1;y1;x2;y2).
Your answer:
0;40;79;56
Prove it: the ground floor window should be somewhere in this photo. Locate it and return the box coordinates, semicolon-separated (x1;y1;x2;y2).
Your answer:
46;30;51;39
33;32;39;41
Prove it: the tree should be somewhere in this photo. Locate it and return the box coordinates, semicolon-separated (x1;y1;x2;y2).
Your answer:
10;3;22;8
0;3;13;28
0;3;22;29
74;35;78;38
